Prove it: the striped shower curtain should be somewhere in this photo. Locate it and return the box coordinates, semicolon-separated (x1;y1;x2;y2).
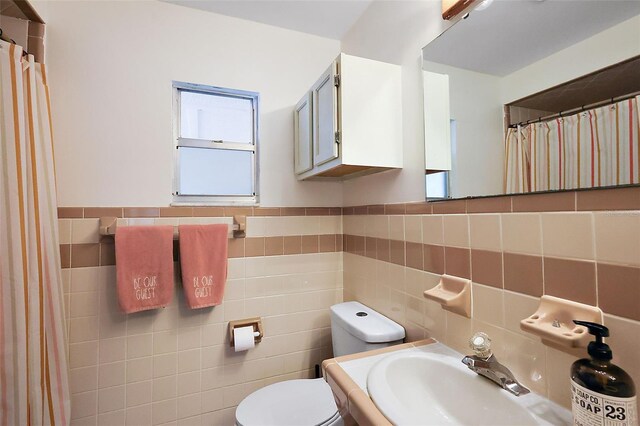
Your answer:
505;95;640;193
504;126;530;193
1;41;70;424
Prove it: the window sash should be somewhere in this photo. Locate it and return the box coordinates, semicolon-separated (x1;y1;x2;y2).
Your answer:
178;90;257;144
175;147;256;197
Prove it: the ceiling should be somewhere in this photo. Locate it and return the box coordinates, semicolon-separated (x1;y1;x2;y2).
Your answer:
423;0;640;76
161;0;373;40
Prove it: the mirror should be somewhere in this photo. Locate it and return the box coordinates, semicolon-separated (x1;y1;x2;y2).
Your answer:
422;0;640;200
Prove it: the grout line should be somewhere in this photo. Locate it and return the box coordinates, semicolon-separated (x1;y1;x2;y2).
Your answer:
590;212;599;308
538;213;546;295
94;267;101;421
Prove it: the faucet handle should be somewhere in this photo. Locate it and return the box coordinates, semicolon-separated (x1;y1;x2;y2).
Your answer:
469;332;492;359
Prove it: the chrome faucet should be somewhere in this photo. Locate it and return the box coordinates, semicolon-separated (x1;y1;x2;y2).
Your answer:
461;332;530;396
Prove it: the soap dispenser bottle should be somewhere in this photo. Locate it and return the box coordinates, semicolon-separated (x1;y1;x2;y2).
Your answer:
570;320;637;426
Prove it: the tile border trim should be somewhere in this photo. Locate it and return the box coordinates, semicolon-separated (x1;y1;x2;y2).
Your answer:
60;235;343;269
343;235;640;322
58;206;342;219
343;186;640;215
58;184;640;220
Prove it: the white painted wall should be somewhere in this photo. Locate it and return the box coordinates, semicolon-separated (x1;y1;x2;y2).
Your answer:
43;0;637;208
45;0;342;207
423;61;503;198
500;15;640;104
341;4;639;205
422;70;451;172
340;1;451;206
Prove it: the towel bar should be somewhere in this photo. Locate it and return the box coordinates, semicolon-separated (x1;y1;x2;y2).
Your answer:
98;216;246;239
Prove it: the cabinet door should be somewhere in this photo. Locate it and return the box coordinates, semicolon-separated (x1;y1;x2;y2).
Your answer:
294;93;313;174
312;62;340;167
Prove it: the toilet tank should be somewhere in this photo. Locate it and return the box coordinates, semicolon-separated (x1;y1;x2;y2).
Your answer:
330;302;405;357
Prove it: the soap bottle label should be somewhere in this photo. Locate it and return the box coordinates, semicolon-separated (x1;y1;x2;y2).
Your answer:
572;381;638;426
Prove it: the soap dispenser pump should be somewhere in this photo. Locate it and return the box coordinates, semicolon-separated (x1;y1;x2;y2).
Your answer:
570;320;637;426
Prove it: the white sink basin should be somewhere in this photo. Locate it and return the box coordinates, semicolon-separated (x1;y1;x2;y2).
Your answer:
365;345;571;426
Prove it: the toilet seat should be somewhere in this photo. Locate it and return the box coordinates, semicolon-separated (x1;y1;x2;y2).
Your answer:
235;378;341;426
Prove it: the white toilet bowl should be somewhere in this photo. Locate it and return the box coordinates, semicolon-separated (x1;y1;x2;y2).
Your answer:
235;378;343;426
234;302;405;426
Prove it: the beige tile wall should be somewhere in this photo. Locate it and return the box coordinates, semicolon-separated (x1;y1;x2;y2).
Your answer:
58;197;640;422
61;213;343;426
342;210;640;412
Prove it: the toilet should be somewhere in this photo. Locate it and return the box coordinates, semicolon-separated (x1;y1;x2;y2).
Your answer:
235;301;405;426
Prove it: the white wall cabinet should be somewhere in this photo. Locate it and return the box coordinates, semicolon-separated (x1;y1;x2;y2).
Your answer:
294;53;403;180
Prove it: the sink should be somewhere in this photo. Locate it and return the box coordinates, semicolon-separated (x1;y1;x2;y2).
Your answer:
365;346;571;426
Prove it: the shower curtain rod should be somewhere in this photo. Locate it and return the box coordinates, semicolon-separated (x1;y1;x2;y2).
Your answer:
508;91;640;129
0;28;14;44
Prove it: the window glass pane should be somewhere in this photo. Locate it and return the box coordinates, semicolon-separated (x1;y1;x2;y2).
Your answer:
426;171;449;199
180;91;253;143
178;147;253;196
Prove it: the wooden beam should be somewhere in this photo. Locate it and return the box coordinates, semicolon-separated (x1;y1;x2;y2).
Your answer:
442;0;478;20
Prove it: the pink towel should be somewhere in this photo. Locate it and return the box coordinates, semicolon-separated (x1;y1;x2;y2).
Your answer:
115;226;174;313
178;224;228;309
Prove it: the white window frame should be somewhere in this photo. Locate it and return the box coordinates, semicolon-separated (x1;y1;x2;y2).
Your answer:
172;81;259;206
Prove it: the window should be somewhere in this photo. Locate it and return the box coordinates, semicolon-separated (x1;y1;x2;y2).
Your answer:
426;171;450;200
173;81;259;205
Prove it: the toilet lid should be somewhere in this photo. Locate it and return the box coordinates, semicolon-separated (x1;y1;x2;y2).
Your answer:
235;378;339;426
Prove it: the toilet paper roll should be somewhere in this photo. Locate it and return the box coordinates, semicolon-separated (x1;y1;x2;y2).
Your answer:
233;326;256;352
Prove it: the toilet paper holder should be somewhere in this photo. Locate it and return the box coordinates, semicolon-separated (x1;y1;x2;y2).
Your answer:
228;317;264;347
